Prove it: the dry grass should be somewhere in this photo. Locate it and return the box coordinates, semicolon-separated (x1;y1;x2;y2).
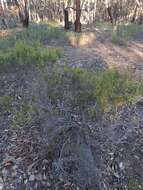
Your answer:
66;32;96;47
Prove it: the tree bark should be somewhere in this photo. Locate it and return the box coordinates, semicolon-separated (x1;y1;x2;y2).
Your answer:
15;0;29;27
22;0;29;27
131;4;138;23
0;0;8;29
105;0;113;24
75;0;81;33
64;9;69;30
107;7;113;24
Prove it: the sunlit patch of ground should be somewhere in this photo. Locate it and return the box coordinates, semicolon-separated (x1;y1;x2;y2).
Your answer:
63;23;143;80
0;30;10;38
0;27;23;38
66;31;96;47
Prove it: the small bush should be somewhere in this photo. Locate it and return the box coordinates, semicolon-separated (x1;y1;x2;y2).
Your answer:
43;66;143;117
0;24;63;50
117;24;143;39
0;36;16;50
16;24;63;43
111;24;143;44
0;96;12;112
94;70;143;109
0;41;62;68
111;34;125;45
12;104;40;128
128;179;143;190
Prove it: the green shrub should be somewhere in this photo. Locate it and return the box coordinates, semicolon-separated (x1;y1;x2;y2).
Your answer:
0;41;62;68
12;104;40;128
111;34;125;45
111;24;143;44
117;24;143;38
94;69;143;109
43;66;143;117
0;96;12;111
0;24;63;50
128;179;143;190
16;24;63;43
0;36;16;50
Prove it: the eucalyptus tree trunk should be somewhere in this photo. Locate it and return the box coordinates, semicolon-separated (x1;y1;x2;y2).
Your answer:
0;0;8;28
105;0;113;24
131;4;138;23
23;0;29;27
75;0;81;33
64;8;69;30
15;0;29;27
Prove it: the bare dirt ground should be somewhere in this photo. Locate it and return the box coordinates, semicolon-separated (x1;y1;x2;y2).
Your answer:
57;25;143;79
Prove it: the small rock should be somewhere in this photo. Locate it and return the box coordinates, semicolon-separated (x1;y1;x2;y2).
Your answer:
11;170;17;177
24;179;28;184
59;176;64;182
49;174;53;179
17;96;22;100
35;173;42;181
64;182;71;188
47;182;51;187
42;181;47;187
29;174;35;181
43;173;47;180
119;162;124;170
0;184;3;190
0;178;3;190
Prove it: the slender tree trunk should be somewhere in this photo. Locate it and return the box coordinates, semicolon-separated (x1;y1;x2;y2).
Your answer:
27;0;31;22
105;0;113;24
15;0;29;27
0;0;5;10
23;0;29;27
75;0;81;33
5;0;8;9
64;9;69;30
0;0;8;29
107;7;113;24
138;7;143;25
131;4;138;23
